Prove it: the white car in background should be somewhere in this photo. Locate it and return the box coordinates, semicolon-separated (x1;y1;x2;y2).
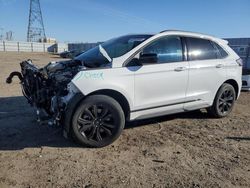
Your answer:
7;30;242;147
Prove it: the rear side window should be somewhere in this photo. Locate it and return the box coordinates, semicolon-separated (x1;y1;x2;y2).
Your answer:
186;37;218;61
213;42;228;58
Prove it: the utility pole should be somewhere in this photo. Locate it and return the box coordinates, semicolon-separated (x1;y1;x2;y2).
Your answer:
0;27;4;41
27;0;46;42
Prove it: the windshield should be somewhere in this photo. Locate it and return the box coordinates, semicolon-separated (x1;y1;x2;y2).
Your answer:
75;34;152;68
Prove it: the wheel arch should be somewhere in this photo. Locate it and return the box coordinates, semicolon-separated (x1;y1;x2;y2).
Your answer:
88;89;131;120
224;79;239;99
63;89;131;135
62;93;85;134
208;79;239;118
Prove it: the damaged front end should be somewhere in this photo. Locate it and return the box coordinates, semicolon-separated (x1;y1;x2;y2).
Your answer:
6;59;82;125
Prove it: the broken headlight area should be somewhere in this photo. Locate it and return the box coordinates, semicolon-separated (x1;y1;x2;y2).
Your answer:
6;59;82;125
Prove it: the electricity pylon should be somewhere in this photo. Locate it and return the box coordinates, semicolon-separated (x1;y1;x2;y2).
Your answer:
27;0;46;42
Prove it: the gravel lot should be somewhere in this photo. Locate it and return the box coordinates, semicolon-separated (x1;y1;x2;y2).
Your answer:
0;52;249;188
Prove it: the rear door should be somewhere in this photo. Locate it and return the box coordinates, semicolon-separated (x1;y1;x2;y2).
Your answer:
184;37;227;110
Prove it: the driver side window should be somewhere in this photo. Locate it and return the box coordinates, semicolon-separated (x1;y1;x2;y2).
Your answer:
142;36;183;64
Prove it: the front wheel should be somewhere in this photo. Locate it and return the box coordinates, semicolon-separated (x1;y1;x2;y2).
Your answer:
208;83;236;118
71;95;125;147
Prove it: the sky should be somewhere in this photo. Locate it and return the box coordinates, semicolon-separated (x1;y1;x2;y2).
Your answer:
0;0;250;42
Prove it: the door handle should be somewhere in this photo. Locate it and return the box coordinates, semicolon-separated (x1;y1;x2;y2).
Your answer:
216;64;223;68
174;67;187;72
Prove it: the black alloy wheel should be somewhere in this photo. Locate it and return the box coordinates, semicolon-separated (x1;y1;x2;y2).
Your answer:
217;88;235;115
77;104;115;142
208;83;236;118
71;95;125;147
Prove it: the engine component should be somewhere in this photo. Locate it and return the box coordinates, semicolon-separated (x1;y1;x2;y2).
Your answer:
7;59;83;123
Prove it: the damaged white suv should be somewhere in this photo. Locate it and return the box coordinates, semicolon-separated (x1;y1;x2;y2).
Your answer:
7;30;242;147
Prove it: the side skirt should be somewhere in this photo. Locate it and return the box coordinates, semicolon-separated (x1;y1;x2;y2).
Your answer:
129;99;207;121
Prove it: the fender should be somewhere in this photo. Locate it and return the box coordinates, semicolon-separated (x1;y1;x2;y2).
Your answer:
72;68;134;110
62;92;85;135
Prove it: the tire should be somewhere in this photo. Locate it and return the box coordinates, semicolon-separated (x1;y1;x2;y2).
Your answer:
208;83;236;118
71;95;125;147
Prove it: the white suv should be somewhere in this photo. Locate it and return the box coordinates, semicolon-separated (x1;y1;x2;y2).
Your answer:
7;30;242;147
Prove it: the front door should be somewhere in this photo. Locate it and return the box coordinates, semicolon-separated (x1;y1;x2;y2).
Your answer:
133;36;189;113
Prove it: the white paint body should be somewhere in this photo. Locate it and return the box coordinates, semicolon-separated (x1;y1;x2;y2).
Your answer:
71;31;242;121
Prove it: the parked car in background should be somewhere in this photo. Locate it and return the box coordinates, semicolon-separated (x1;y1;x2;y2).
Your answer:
7;30;242;147
232;46;250;91
227;38;250;91
242;72;250;90
59;50;83;59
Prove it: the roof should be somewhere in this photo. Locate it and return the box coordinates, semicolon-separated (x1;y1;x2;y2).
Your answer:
157;29;228;44
159;29;215;37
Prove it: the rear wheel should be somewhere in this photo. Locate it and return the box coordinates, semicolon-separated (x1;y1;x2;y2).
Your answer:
71;95;125;147
208;83;236;118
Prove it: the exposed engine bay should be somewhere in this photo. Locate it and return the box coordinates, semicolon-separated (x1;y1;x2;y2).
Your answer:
6;43;115;126
6;59;84;124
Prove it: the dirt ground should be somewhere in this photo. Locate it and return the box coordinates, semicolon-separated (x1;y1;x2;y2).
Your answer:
0;52;249;188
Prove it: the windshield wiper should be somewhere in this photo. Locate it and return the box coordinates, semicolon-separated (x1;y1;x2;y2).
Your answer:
99;45;112;63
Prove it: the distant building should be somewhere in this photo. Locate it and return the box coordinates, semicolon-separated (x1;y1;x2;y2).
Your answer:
68;42;102;52
40;38;57;43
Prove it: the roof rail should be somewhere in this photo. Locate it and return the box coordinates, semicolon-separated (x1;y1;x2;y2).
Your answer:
159;29;184;33
159;29;217;38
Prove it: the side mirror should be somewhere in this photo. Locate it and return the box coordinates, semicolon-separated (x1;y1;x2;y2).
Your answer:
139;53;158;64
127;58;142;67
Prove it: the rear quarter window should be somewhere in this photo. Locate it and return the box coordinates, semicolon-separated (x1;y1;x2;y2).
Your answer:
213;42;228;58
186;37;218;61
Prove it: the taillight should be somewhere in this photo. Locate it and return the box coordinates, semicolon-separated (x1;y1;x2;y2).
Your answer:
236;58;243;66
